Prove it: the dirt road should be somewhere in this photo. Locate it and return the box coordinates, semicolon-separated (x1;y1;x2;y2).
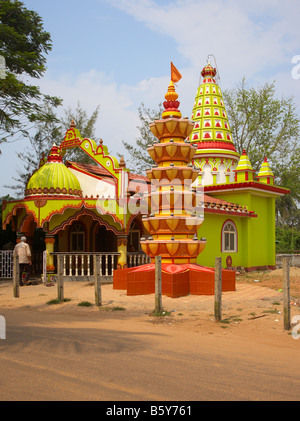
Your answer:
0;278;299;401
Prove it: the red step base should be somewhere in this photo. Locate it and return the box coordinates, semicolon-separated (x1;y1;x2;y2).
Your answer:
113;263;235;298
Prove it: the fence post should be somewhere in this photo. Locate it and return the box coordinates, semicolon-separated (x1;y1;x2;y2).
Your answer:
57;255;64;301
13;254;19;298
155;255;162;313
94;255;102;306
283;256;291;330
214;257;222;321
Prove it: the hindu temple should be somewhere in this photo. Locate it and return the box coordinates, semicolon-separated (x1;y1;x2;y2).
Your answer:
1;60;289;295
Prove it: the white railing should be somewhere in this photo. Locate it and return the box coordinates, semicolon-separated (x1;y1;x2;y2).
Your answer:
51;252;120;280
1;250;151;280
0;250;13;278
127;252;151;268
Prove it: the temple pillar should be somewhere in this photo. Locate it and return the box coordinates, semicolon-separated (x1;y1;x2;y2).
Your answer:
117;235;128;269
45;235;55;273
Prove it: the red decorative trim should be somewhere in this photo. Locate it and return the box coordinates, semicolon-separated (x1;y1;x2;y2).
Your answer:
204;181;290;195
50;206;123;235
205;207;256;217
194;141;238;152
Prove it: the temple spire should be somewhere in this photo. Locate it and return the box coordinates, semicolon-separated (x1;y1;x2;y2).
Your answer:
257;156;274;185
189;59;240;186
234;149;255;182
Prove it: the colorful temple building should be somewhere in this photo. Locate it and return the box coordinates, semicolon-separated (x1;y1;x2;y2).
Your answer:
189;62;289;272
1;61;289;296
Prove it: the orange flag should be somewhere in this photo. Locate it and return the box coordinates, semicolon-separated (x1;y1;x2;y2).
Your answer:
171;62;182;83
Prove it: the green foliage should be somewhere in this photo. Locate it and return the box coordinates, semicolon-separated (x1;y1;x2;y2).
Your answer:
0;0;61;148
77;301;93;307
223;79;300;174
7;102;100;196
61;102;100;164
0;194;16;248
276;226;300;253
121;102;163;173
223;79;300;225
46;298;71;305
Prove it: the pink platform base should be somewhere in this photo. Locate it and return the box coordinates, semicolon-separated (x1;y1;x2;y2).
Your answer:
113;263;236;298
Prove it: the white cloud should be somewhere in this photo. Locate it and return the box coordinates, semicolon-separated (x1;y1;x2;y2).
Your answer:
37;69;142;157
106;0;300;87
2;0;300;198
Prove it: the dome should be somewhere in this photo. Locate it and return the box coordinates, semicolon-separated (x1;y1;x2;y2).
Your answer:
25;145;82;197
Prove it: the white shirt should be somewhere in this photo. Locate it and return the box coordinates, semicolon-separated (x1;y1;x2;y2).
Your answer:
13;242;31;264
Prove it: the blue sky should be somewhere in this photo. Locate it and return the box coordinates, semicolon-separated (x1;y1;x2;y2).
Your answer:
1;0;300;196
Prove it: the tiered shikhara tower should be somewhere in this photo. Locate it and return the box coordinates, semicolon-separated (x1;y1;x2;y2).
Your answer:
189;62;240;186
113;73;235;297
140;80;206;264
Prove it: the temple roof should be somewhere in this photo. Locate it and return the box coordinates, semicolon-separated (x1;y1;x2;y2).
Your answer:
25;145;82;198
257;157;274;178
235;149;254;171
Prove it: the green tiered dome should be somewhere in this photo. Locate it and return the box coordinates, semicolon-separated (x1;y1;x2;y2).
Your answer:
189;62;240;185
25;144;82;197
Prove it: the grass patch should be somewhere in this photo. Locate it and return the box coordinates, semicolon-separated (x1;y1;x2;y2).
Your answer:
218;315;243;325
46;298;71;305
263;308;280;314
78;301;93;307
220;319;231;324
100;306;126;312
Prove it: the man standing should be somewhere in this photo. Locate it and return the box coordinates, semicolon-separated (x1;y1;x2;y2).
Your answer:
13;236;32;286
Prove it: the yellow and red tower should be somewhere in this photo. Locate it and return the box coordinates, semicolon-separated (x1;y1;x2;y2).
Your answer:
113;66;235;297
189;62;240;186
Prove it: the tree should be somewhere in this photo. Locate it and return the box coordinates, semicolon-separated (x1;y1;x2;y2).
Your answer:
8;102;100;196
223;79;300;225
223;79;300;188
0;0;61;151
61;102;100;164
121;102;163;173
0;194;16;248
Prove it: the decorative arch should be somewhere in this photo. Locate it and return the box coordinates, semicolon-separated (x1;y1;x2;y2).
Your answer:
50;206;123;235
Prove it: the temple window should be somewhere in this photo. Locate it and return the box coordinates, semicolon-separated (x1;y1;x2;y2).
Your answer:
128;222;141;252
70;223;85;252
222;220;237;253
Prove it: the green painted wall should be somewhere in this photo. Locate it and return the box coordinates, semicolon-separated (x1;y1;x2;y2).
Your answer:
198;189;276;269
197;212;248;269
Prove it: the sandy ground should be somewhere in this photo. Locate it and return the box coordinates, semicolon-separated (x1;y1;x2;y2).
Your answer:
0;268;300;401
